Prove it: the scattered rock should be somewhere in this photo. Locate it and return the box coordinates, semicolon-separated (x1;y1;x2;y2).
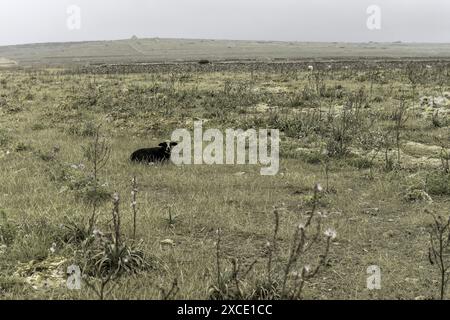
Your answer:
253;103;280;113
414;95;450;119
405;277;419;283
404;189;432;203
13;256;68;291
362;208;379;216
0;244;7;256
420;96;450;109
58;186;69;194
160;239;175;249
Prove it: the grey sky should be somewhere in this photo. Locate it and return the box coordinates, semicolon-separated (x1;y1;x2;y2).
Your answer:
0;0;449;46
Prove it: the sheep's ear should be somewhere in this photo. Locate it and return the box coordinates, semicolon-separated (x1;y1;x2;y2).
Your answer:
170;142;178;147
158;142;168;148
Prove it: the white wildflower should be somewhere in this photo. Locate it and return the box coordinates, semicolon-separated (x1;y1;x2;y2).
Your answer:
324;228;337;240
49;242;57;254
303;265;311;274
0;244;8;256
93;229;103;237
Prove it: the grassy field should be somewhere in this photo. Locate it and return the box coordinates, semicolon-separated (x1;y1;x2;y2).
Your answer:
1;42;450;299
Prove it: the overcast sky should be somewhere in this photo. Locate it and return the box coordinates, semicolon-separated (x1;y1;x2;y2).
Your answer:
0;0;449;46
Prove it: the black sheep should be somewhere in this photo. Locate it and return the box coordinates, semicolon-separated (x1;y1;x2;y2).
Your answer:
130;142;178;163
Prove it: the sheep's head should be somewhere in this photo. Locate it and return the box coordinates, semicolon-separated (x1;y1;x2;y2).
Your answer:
159;141;178;153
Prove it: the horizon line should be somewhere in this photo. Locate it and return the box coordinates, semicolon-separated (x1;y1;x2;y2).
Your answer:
1;36;450;48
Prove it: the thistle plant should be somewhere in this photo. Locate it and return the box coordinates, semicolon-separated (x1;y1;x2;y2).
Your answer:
209;228;259;300
427;210;450;300
266;209;280;285
280;183;334;299
80;192;149;300
159;279;180;300
431;136;450;174
209;184;336;300
131;176;138;239
392;97;408;167
82;125;111;234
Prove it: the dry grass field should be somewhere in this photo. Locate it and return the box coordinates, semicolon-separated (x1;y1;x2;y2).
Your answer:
1;41;450;299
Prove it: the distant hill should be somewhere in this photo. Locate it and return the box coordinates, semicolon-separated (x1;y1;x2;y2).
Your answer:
1;38;450;67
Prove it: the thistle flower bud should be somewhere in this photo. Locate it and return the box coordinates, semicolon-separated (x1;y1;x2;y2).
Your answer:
303;265;311;274
315;183;323;192
324;228;337;240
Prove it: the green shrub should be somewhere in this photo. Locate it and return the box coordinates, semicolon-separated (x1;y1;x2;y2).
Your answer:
31;123;46;131
348;156;374;169
14;142;32;152
0;129;10;147
67;120;98;137
0;210;17;246
427;172;450;196
300;152;326;164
